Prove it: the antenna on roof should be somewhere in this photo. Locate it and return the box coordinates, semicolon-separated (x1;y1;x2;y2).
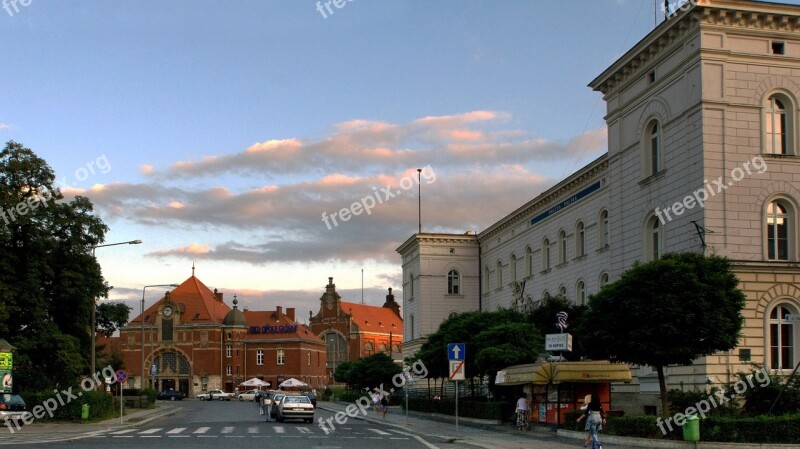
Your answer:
192;261;195;277
361;268;364;304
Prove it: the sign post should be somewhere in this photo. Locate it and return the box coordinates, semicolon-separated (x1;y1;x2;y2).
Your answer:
116;370;128;424
447;343;465;430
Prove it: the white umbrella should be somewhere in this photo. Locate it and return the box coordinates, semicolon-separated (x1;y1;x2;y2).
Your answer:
278;378;307;388
240;377;271;387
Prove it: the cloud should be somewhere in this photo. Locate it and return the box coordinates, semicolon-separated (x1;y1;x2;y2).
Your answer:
0;124;11;130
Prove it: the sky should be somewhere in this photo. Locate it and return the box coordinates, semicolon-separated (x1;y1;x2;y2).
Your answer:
4;0;783;322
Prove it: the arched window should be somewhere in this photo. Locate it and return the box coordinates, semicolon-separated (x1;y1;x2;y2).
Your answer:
542;290;551;299
510;254;517;283
598;209;609;248
764;93;795;155
558;230;567;264
766;199;793;261
599;272;609;287
496;261;503;288
558;285;567;298
365;341;374;355
769;304;798;370
542;238;551;270
576;221;585;257
525;246;533;277
447;269;460;295
448;311;458;320
576;280;586;305
645;215;663;261
379;343;388;353
644;120;662;176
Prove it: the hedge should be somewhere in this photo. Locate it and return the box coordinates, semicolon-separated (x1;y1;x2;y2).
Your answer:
403;397;514;421
19;390;115;422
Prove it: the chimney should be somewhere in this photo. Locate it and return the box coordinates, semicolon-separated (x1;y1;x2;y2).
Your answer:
326;277;335;294
287;308;296;322
213;288;224;302
382;287;401;318
276;306;282;318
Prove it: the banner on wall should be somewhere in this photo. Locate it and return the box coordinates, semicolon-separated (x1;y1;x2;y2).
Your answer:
0;352;12;393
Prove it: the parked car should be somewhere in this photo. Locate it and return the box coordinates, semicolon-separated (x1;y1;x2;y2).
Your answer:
0;394;27;426
237;390;259;402
301;392;317;407
275;394;314;423
157;389;183;400
197;389;233;401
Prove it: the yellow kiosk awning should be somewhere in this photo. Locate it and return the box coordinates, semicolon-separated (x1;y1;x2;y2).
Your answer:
495;360;632;386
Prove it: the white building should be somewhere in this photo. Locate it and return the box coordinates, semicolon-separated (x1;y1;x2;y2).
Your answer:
398;0;800;414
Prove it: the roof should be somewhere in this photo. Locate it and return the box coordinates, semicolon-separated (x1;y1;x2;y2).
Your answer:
340;301;403;334
495;361;632;386
243;310;324;344
128;276;231;325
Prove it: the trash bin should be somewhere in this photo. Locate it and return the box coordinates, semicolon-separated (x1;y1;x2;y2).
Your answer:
682;415;699;442
81;404;89;421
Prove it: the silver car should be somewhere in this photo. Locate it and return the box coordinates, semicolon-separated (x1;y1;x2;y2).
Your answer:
275;394;314;423
0;394;27;426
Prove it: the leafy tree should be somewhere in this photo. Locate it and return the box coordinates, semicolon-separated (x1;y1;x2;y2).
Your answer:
0;141;109;390
333;353;401;392
583;253;745;416
95;302;132;337
474;322;542;390
529;294;588;358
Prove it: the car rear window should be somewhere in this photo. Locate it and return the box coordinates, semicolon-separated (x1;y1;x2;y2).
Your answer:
283;396;310;404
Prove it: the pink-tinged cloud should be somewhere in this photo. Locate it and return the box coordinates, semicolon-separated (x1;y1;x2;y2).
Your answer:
139;164;155;175
150;243;210;257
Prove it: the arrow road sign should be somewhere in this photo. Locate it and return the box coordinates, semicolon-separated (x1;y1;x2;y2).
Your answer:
449;360;465;381
447;343;465;361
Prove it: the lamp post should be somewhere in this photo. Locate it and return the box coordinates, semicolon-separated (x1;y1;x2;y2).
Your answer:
142;284;178;390
91;239;142;382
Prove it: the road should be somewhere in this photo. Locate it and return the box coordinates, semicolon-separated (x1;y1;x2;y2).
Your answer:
3;399;463;449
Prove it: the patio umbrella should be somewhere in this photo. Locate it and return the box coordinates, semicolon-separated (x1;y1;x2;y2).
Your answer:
278;378;308;388
240;377;271;387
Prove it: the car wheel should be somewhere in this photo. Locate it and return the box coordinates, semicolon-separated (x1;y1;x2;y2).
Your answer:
238;397;243;401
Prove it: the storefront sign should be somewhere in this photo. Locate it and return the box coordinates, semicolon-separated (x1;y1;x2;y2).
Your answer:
249;324;299;334
545;333;573;351
530;181;603;226
0;352;12;393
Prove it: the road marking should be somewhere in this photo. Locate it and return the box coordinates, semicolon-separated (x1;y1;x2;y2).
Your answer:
247;426;259;434
273;426;285;434
390;429;441;449
368;428;392;435
109;429;137;435
166;428;186;434
297;427;312;434
193;427;210;434
139;428;162;434
221;426;234;434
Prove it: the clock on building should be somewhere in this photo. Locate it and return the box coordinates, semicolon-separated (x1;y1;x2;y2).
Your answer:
163;306;173;317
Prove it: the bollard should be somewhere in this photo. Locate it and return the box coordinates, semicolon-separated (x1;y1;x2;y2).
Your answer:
81;403;90;421
682;415;700;442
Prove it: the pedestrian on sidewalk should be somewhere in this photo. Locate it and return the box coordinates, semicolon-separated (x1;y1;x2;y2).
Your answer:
515;392;529;431
261;392;273;422
576;394;606;449
372;391;380;414
380;396;389;419
579;394;591;448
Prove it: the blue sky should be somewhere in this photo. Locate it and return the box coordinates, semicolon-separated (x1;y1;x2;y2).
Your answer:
4;0;782;319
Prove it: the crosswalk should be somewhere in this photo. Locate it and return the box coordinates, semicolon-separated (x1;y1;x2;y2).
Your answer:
96;425;410;439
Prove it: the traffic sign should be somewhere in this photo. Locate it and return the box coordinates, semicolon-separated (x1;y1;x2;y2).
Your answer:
449;360;465;381
115;370;128;384
447;343;465;361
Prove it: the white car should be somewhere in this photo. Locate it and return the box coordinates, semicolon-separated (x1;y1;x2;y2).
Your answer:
197;389;233;401
237;390;259;402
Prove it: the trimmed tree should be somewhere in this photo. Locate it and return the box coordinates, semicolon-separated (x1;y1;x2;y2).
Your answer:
582;252;745;416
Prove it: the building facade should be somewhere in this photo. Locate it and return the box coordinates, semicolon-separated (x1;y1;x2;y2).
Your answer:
398;0;800;414
119;274;327;396
309;277;403;382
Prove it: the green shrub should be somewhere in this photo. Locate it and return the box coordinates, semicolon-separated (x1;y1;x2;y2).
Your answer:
18;390;115;422
140;387;157;404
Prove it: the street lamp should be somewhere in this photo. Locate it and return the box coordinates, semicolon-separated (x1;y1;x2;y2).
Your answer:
142;284;178;390
91;240;142;381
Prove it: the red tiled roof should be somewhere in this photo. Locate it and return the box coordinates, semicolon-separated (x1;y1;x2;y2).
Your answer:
128;276;230;325
243;310;324;344
340;301;403;334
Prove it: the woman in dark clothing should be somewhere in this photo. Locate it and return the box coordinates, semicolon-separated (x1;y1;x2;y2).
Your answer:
576;394;606;449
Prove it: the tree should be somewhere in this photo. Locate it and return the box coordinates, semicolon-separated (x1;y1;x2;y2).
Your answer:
333;353;401;392
583;252;745;416
96;302;132;337
0;141;109;390
528;294;589;358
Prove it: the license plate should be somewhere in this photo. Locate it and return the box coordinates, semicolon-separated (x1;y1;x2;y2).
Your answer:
294;408;304;411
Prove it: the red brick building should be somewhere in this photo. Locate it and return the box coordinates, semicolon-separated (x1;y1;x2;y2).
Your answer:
309;277;403;382
119;275;327;396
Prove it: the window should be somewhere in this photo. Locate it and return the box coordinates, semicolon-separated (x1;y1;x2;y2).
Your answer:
525;246;533;277
483;267;490;292
645;215;663;261
576;222;585;257
365;342;373;355
447;269;460;295
767;200;792;260
558;285;567;298
598;209;609;248
647;71;656;84
772;41;785;55
409;274;414;300
226;365;232;376
542;290;551;299
558;230;567;264
256;349;264;365
410;315;415;339
161;318;173;341
510;254;517;283
542;238;550;270
448;311;458;319
764;93;795;155
496;261;503;288
599;272;609;287
576;280;586;305
379;343;387;353
277;349;285;365
644;120;662;176
226;344;232;358
769;304;797;370
308;350;311;366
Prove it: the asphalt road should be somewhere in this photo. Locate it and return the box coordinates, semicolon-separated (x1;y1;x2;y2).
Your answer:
14;400;461;449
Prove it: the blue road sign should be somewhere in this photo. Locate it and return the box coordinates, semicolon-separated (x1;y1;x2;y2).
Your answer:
115;370;128;384
447;343;465;361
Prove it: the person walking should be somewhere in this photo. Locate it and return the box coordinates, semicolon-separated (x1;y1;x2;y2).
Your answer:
579;394;591;448
515;393;529;431
577;394;606;449
380;396;389;419
372;391;380;414
261;391;273;422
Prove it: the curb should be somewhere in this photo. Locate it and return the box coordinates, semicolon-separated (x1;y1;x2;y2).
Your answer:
557;429;800;449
